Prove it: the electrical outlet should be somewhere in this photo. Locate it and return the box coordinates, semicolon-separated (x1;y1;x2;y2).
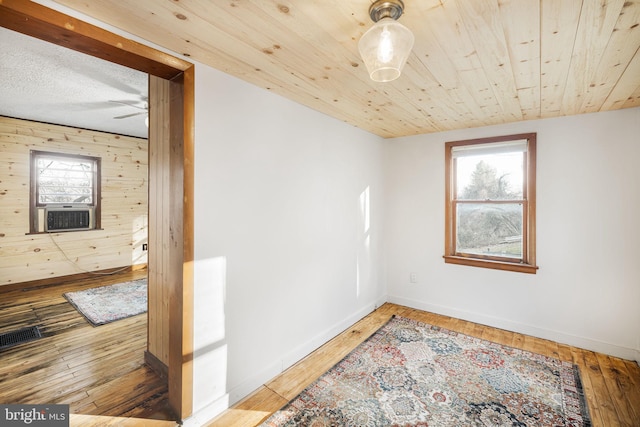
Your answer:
410;272;417;283
142;243;148;251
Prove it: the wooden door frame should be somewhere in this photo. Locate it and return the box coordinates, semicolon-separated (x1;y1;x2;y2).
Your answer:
0;0;195;419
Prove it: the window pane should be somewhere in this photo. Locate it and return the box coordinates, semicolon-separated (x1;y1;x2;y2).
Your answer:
456;203;523;259
456;151;523;200
37;157;94;204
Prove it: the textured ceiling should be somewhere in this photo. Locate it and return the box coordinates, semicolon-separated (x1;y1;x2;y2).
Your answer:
0;27;148;139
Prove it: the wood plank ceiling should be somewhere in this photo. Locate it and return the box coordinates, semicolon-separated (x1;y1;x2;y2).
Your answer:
52;0;640;138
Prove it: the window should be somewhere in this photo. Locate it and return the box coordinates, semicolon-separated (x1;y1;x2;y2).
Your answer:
30;151;101;233
444;133;537;273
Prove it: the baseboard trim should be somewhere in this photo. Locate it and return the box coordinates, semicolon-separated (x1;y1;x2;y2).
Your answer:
227;299;384;406
388;295;639;362
145;350;168;379
182;393;229;427
0;264;147;293
189;299;384;424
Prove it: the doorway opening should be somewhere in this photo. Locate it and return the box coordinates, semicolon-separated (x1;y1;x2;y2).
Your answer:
0;1;195;420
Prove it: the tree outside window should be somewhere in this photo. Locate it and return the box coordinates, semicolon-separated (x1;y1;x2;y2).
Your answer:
444;134;537;274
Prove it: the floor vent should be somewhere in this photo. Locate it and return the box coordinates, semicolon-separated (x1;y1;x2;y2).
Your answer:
0;326;42;350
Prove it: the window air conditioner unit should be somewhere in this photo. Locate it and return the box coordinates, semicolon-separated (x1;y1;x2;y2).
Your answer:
45;206;94;232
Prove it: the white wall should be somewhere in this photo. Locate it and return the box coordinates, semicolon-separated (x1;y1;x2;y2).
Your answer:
191;65;386;421
384;107;640;363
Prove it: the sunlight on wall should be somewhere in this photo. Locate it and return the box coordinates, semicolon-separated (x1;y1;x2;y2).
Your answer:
131;214;148;265
356;186;371;297
193;256;229;413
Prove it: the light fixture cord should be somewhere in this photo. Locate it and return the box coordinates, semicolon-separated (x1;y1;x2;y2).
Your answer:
48;232;133;276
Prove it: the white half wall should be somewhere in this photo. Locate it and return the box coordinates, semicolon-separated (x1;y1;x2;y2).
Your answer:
384;107;640;363
191;65;386;418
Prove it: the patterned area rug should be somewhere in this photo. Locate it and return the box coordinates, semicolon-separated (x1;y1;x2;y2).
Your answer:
63;278;147;326
260;316;591;427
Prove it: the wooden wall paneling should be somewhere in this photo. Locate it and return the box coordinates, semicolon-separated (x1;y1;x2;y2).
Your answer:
0;265;145;293
0;117;148;285
161;77;172;367
0;1;194;420
181;65;195;421
147;76;157;364
167;68;194;419
147;85;159;366
147;75;171;367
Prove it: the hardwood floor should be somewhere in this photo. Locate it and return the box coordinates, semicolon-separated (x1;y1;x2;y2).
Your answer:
208;303;640;427
5;277;637;427
0;269;177;423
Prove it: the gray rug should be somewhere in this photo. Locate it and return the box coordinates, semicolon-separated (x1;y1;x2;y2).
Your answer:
63;278;147;326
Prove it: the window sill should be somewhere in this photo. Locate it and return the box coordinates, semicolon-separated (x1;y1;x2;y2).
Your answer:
443;255;538;274
26;228;103;235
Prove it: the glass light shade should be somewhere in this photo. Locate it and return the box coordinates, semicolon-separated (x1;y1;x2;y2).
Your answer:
358;17;414;82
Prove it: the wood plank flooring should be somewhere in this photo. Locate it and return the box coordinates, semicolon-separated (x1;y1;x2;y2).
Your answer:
208;303;640;427
0;269;177;423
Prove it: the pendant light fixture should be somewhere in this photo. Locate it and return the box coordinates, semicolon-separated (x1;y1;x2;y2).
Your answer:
358;0;414;82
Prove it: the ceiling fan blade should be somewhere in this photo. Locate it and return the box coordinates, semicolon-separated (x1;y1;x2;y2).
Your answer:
114;112;146;119
109;100;147;110
90;74;148;98
53;101;123;111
